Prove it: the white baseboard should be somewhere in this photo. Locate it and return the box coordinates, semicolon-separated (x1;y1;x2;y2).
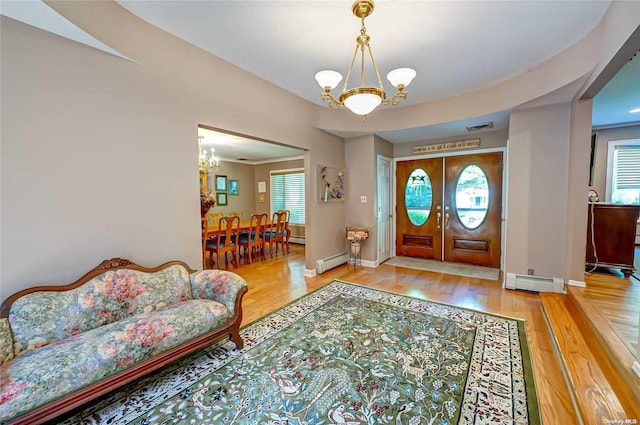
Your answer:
347;259;376;268
568;279;586;288
633;361;640;379
304;268;316;278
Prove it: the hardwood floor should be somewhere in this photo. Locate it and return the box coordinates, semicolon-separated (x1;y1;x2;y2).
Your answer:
229;244;580;424
567;268;640;421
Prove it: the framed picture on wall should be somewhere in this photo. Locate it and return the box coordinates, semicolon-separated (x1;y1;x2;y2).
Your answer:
258;193;266;203
215;175;227;192
229;180;239;196
216;192;228;206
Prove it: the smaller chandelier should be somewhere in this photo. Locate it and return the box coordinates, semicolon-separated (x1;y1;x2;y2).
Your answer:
315;0;416;121
198;136;219;174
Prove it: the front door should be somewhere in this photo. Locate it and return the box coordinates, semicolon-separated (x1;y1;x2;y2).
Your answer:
396;158;444;259
396;152;503;268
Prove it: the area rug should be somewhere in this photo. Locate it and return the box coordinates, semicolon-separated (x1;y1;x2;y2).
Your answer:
385;256;500;280
59;280;539;424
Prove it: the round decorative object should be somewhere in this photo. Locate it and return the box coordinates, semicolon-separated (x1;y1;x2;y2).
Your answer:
352;0;375;19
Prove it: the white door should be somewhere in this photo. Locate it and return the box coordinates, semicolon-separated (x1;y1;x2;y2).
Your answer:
377;155;393;263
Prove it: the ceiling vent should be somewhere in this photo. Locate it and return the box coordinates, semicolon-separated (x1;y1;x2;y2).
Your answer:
466;122;493;132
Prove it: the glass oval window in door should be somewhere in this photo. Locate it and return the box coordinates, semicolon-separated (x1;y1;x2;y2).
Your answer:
405;168;432;226
455;164;489;229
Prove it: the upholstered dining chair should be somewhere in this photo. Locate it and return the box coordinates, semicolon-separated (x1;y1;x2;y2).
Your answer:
264;211;287;258
205;215;240;269
238;213;268;264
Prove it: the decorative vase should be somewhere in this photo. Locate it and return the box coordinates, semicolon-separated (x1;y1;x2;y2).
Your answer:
200;195;216;217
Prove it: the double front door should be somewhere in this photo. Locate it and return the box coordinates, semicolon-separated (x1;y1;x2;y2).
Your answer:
396;152;503;268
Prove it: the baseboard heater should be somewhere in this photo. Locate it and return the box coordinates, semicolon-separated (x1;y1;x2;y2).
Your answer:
505;273;564;293
289;236;305;245
316;252;348;274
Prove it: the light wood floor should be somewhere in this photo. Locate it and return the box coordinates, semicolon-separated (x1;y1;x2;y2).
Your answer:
228;244;580;424
581;269;639;363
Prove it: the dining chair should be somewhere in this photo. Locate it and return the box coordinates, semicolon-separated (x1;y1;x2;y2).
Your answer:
264;211;287;258
202;225;211;269
205;215;240;269
205;211;223;231
278;209;291;253
238;213;268;264
230;210;245;221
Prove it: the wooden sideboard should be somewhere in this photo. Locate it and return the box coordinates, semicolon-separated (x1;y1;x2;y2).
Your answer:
586;203;640;277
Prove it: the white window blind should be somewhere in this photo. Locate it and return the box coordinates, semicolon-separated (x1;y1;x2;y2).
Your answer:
608;140;640;205
271;170;305;224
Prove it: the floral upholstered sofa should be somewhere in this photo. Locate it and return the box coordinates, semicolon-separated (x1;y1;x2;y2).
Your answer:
0;258;248;425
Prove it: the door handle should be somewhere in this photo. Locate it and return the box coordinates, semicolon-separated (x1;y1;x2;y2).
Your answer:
437;212;441;229
444;212;450;230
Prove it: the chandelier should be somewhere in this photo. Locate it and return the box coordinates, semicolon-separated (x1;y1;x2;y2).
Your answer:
315;0;416;121
198;136;219;174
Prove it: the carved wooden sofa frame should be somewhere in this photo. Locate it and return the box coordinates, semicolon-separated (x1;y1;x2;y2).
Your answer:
0;258;248;425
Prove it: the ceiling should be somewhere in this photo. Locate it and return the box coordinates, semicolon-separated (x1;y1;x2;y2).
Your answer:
2;1;639;162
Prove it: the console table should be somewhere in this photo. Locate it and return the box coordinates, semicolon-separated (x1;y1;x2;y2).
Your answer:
585;203;639;277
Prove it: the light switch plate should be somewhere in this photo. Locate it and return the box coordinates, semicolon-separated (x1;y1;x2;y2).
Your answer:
360;196;367;203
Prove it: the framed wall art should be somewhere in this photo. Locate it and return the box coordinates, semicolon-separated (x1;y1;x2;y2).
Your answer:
215;175;227;192
216;192;228;206
229;179;239;196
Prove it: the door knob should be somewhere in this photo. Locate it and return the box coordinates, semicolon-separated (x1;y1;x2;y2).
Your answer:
445;212;450;230
437;212;441;229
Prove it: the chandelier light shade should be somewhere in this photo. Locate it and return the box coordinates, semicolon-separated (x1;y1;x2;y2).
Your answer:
198;136;219;174
315;0;416;121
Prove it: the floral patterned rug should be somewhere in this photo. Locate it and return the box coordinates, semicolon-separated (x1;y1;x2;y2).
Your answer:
59;280;540;425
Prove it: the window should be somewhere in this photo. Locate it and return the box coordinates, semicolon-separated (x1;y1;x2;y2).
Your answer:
271;169;305;224
606;139;640;205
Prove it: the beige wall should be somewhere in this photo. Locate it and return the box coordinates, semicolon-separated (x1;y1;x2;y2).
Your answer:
307;140;346;266
393;129;509;158
345;135;376;261
2;0;639;304
506;103;572;279
0;8;341;301
205;161;255;218
565;98;594;283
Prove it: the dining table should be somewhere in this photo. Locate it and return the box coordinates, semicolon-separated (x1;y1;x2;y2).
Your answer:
204;219;273;234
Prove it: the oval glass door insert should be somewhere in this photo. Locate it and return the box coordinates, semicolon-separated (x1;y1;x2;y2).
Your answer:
455;165;489;229
405;168;432;226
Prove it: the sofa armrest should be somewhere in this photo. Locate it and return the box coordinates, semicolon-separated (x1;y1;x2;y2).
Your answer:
189;270;248;317
1;318;15;365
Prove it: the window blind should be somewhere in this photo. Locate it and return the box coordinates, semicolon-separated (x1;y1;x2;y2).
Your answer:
613;145;640;190
271;170;305;224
